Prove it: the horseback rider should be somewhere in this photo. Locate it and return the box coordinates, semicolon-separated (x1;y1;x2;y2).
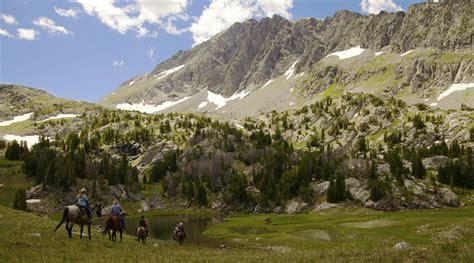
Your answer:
77;188;91;220
172;223;179;240
106;199;125;230
174;222;186;240
138;215;149;237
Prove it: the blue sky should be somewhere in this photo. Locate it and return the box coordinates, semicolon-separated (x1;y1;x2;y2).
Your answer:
0;0;422;102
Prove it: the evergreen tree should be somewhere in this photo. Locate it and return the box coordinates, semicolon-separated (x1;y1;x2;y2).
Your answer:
335;173;347;201
5;140;21;160
13;188;27;211
369;180;387;201
368;160;378;181
327;176;336;203
411;153;426;179
196;180;208;206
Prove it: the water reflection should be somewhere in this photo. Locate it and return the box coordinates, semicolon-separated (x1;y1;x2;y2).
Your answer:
125;214;224;247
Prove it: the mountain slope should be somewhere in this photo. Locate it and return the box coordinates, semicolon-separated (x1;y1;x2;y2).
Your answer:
99;0;473;117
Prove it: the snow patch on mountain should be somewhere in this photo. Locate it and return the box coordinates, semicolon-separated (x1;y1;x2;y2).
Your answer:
0;113;33;126
375;51;383;56
261;79;273;89
198;101;208;109
326;46;365;60
206;90;250;110
116;96;191;114
295;72;305;78
285;60;299;80
437;83;474;101
39;114;78;122
154;65;185;81
400;50;414;57
3;134;40;148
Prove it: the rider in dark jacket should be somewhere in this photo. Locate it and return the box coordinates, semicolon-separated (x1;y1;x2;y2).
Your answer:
138;215;149;236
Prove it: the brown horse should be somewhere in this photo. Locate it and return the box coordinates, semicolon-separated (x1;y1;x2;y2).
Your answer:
103;216;123;241
136;226;146;244
53;204;102;240
175;231;186;245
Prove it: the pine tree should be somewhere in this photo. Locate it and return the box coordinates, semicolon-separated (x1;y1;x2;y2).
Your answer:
368;160;378;181
335;173;347;201
411;153;426;179
5;140;21;160
196;181;208;206
327;176;336;203
13;188;27;211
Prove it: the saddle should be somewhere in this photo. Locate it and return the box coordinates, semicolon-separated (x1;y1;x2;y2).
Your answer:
77;205;89;219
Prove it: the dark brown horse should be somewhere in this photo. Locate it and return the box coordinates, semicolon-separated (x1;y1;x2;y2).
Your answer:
53;204;102;240
175;231;186;245
103;216;123;241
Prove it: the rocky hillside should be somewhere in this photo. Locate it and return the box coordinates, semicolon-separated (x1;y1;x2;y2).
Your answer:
99;0;473;117
4;87;473;213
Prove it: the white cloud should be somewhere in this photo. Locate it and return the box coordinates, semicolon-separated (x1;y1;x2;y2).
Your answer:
0;28;12;38
257;0;293;19
189;0;293;46
33;17;73;35
147;46;156;64
75;0;189;37
113;59;125;67
54;7;80;18
360;0;403;14
17;28;38;40
0;14;18;25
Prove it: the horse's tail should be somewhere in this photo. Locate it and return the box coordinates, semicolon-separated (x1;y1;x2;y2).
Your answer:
53;207;68;232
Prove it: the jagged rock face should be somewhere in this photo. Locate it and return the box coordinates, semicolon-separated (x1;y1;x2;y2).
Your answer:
101;1;473;107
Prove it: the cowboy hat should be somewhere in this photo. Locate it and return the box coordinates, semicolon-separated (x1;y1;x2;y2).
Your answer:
179;222;183;226
79;188;86;193
113;199;118;204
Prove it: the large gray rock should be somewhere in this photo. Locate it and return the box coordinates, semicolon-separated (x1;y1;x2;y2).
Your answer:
422;156;450;170
393;241;411;251
285;199;307;214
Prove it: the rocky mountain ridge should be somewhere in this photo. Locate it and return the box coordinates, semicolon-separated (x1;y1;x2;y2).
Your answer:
99;0;473;116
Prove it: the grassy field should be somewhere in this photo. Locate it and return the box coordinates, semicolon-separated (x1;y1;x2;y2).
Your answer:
1;204;474;262
1;155;474;262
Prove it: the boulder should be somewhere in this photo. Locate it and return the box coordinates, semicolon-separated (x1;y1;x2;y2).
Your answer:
311;181;329;196
437;187;460;207
140;200;151;212
285;199;307;214
26;184;43;199
393;241;411;250
314;202;341;212
422;156;450;170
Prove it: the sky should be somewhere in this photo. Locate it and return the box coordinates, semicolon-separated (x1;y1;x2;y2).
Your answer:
0;0;422;103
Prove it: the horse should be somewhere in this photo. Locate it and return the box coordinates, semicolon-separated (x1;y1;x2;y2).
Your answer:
175;231;186;245
103;215;123;241
136;226;147;244
53;204;102;240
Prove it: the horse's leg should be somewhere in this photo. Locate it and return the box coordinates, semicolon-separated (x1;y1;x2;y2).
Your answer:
88;223;91;240
66;222;72;238
120;230;122;242
80;224;84;239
